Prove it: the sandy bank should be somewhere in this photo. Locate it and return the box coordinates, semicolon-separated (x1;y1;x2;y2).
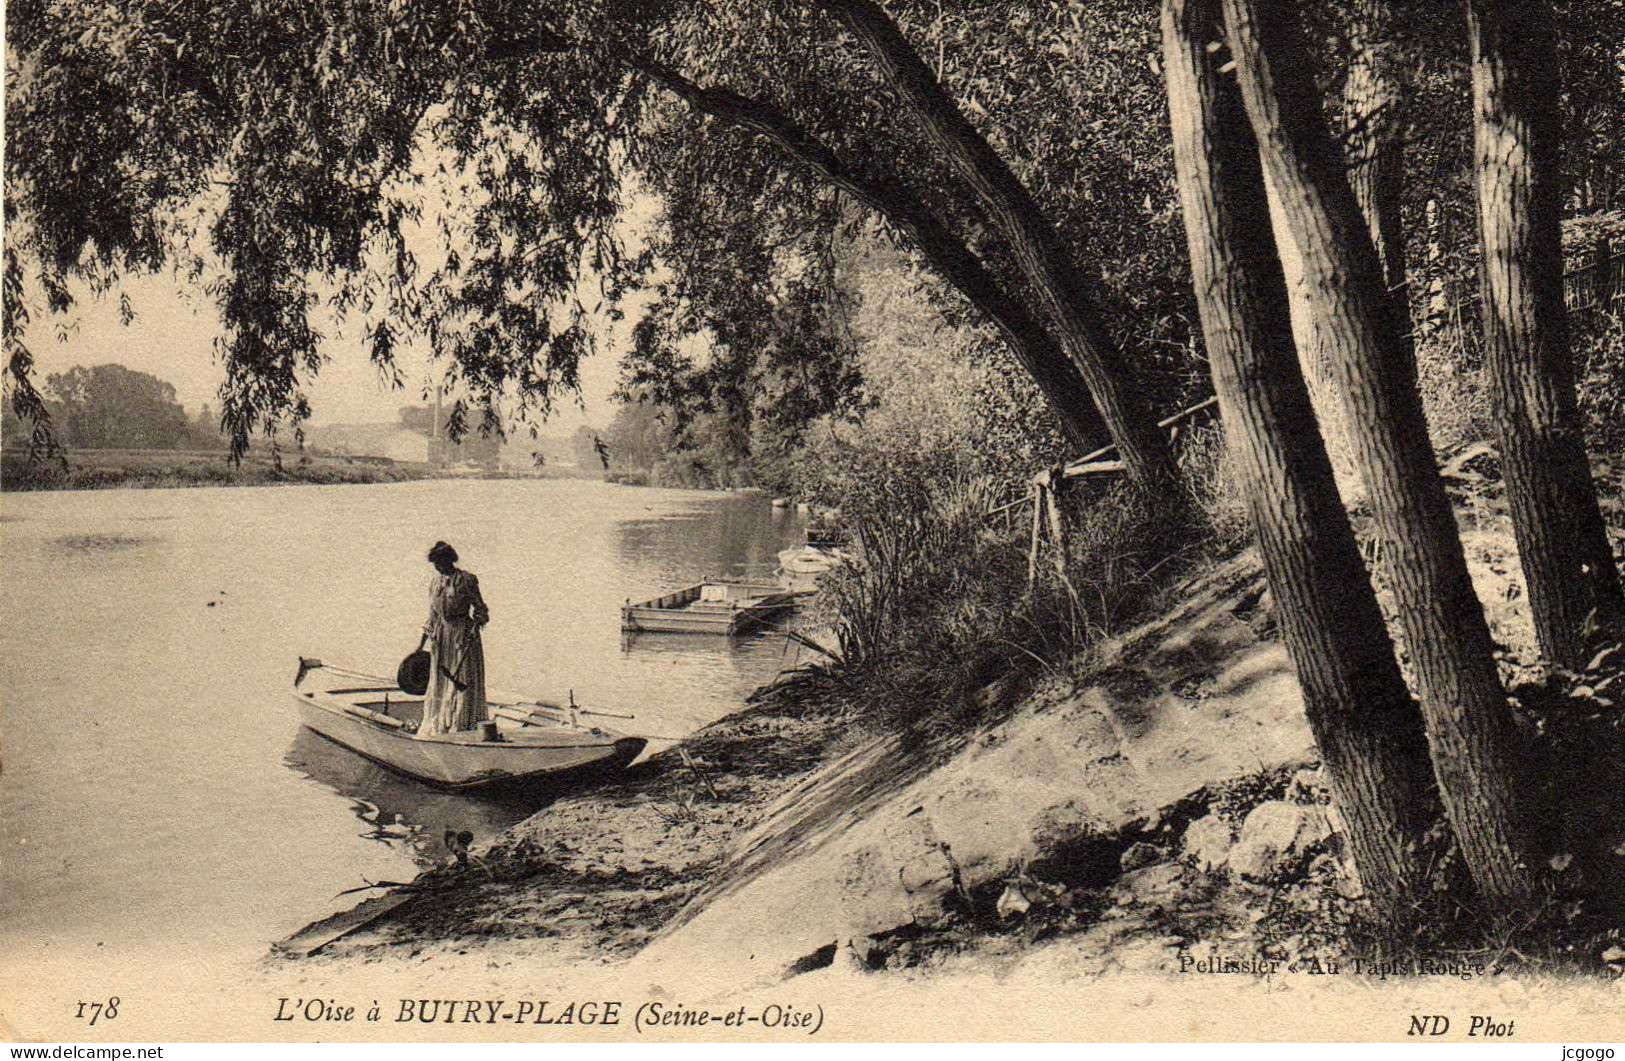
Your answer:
277;554;1322;977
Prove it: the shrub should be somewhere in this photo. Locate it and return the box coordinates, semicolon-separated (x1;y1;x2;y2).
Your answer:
1576;310;1625;455
812;437;1207;740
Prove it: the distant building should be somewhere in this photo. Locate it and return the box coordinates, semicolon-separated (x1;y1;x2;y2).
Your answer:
306;423;432;463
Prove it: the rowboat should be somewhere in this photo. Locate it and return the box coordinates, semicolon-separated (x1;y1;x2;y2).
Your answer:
621;579;802;635
777;544;848;576
291;659;645;790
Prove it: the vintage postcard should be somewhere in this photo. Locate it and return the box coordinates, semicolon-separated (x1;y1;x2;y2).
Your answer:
3;0;1624;1046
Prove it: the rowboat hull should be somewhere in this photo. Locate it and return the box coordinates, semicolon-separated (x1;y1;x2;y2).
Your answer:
292;666;644;791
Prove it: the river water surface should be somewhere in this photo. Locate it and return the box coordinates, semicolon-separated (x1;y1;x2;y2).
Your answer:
0;478;808;967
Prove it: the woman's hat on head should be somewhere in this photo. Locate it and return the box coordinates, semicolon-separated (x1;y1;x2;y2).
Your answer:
427;541;458;563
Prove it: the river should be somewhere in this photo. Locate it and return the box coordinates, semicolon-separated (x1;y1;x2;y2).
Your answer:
0;478;809;967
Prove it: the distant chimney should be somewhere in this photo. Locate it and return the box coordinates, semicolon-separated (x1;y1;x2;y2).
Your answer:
431;383;444;467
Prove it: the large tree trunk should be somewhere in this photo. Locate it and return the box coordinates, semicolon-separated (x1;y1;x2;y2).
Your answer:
1343;0;1408;301
1264;171;1365;504
1221;0;1542;906
1264;1;1408;509
822;0;1180;494
1161;0;1440;905
1468;0;1624;667
630;55;1102;451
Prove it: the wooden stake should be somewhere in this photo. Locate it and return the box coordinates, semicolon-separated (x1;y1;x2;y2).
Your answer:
1026;481;1045;591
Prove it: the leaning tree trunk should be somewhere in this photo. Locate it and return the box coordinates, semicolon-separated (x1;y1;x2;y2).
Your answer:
1468;0;1624;667
1264;0;1409;509
1221;0;1542;907
1161;0;1440;905
1265;166;1365;503
630;55;1104;451
822;0;1180;495
1344;0;1408;302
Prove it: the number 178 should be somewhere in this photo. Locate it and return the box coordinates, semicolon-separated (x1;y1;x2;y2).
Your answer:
76;997;120;1025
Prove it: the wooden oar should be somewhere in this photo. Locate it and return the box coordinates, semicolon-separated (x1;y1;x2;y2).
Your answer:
490;705;560;728
578;707;635;720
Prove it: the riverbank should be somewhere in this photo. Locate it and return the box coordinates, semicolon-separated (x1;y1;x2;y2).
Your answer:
0;449;598;491
272;554;1339;978
272;462;1625;994
280;662;874;971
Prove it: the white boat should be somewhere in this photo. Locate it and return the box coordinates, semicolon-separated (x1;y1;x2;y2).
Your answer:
292;659;645;790
777;544;847;576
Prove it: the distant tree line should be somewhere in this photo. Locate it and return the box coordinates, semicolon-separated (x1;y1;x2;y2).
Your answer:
0;363;224;452
590;398;764;490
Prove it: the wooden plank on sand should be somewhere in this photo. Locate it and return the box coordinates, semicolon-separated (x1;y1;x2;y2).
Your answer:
274;890;415;958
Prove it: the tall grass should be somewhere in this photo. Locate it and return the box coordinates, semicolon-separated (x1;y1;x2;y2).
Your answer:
809;441;1213;740
807;302;1599;743
1177;420;1251;554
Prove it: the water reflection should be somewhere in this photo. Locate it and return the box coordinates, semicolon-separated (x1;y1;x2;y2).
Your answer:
611;491;799;585
283;726;544;864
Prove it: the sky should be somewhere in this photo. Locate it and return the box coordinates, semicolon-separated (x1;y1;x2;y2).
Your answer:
9;106;686;441
19;267;628;437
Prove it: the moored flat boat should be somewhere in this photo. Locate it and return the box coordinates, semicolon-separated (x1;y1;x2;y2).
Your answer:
292;659;645;790
621;579;801;635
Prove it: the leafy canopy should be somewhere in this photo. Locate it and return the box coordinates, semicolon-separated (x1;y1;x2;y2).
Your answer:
4;0;1206;459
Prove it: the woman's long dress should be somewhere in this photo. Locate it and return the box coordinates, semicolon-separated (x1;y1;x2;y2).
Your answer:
419;569;490;737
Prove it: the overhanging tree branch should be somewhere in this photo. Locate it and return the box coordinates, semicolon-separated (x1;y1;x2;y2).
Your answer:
818;0;1178;493
617;50;1102;450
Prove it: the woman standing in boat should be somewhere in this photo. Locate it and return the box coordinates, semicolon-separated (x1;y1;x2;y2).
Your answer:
419;541;491;736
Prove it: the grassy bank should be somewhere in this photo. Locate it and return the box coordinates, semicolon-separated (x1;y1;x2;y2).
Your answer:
273;426;1625;984
0;448;434;491
0;449;606;491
